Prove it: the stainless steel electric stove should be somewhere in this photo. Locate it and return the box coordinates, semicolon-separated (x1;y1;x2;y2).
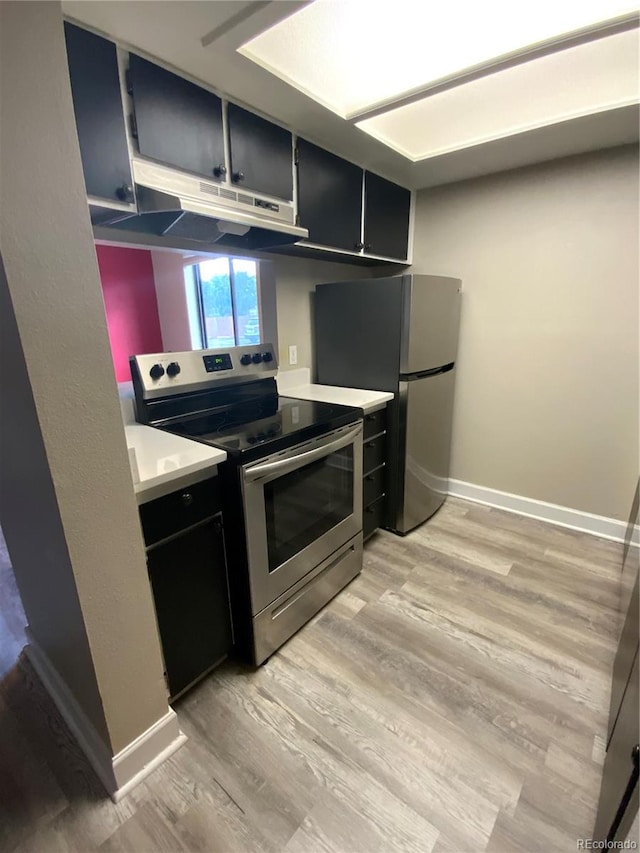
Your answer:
130;343;363;664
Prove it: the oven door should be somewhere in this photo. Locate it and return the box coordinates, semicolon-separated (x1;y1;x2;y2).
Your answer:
241;421;363;614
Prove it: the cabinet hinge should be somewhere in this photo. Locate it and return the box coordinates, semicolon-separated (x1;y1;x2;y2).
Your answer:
294;146;299;166
125;69;133;96
129;112;138;140
295;213;300;227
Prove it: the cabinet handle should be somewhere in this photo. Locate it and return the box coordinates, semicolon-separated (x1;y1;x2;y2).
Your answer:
181;492;194;507
232;171;245;183
213;164;227;178
116;184;134;203
354;241;364;251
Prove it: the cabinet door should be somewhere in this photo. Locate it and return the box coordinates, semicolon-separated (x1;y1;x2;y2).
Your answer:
147;516;232;699
364;171;411;260
297;139;363;252
128;54;225;180
593;651;639;842
228;103;293;200
64;22;133;203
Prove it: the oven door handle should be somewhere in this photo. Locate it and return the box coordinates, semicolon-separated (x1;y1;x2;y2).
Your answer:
243;422;362;484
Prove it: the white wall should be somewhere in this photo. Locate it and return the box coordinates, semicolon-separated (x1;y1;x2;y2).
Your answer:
0;2;174;771
270;254;376;373
412;145;639;521
151;250;197;351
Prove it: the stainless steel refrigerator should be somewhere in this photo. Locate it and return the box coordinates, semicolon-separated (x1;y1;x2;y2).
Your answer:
314;274;461;535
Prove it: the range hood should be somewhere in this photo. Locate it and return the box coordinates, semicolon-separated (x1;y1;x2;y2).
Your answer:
93;159;308;250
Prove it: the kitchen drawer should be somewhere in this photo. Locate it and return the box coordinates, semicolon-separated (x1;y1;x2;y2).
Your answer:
363;408;387;440
363;433;386;474
364;495;385;540
139;477;221;546
364;465;386;507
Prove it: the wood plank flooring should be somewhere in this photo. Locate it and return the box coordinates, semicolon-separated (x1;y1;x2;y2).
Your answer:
0;499;629;852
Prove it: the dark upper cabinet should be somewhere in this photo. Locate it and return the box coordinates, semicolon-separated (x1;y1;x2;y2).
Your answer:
364;171;411;261
64;22;133;203
297;139;363;252
128;54;225;180
227;103;293;200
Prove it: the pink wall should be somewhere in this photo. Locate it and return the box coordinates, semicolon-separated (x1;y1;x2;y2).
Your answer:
96;245;163;382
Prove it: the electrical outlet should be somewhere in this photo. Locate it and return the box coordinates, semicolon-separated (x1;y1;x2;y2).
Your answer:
288;345;298;365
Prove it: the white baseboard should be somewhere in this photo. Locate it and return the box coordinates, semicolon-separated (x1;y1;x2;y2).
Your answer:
25;629;186;802
447;479;640;547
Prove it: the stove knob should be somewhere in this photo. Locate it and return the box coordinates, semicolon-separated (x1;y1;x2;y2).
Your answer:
261;352;273;363
240;354;252;366
251;353;263;364
149;363;165;380
166;361;181;377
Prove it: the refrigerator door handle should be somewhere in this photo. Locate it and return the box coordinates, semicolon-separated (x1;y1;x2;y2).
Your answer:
399;362;454;382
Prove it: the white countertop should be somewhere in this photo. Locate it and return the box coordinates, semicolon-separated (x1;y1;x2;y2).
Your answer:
118;369;392;504
119;383;226;504
125;425;226;505
277;369;394;414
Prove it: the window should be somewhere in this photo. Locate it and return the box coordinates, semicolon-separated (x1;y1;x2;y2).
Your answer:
191;257;261;349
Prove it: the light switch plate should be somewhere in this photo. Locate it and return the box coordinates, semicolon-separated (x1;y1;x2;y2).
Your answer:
288;345;298;365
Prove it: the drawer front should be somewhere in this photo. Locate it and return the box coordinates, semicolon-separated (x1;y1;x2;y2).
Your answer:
364;495;385;540
363;433;386;474
363;408;387;440
140;477;221;546
364;465;386;507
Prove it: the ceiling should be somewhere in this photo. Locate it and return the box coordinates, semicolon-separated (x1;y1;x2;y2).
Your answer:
62;1;640;191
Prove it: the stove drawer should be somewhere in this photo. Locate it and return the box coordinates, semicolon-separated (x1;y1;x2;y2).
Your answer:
139;476;221;546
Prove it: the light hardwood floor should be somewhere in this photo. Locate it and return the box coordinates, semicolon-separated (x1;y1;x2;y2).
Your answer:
0;499;627;852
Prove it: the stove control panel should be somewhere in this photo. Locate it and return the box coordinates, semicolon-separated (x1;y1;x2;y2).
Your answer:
130;343;278;399
203;353;233;373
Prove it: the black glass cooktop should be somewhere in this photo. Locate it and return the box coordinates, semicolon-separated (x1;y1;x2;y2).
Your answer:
163;395;361;460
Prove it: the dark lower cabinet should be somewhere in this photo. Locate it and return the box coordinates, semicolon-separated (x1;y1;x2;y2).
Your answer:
297;138;363;252
128;53;225;180
364;495;386;540
228;103;293;200
141;479;232;700
362;408;388;541
364;171;411;261
64;22;133;203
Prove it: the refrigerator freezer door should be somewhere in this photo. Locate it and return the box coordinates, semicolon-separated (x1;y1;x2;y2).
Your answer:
401;275;461;375
394;367;456;534
315;277;403;391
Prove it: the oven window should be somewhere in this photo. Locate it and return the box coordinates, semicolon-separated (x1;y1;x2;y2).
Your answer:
264;445;353;572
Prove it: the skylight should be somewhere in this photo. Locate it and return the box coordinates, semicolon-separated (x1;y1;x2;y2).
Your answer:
356;29;640;161
238;0;639;120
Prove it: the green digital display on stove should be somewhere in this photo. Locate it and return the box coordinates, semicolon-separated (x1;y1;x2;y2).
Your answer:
203;353;233;372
